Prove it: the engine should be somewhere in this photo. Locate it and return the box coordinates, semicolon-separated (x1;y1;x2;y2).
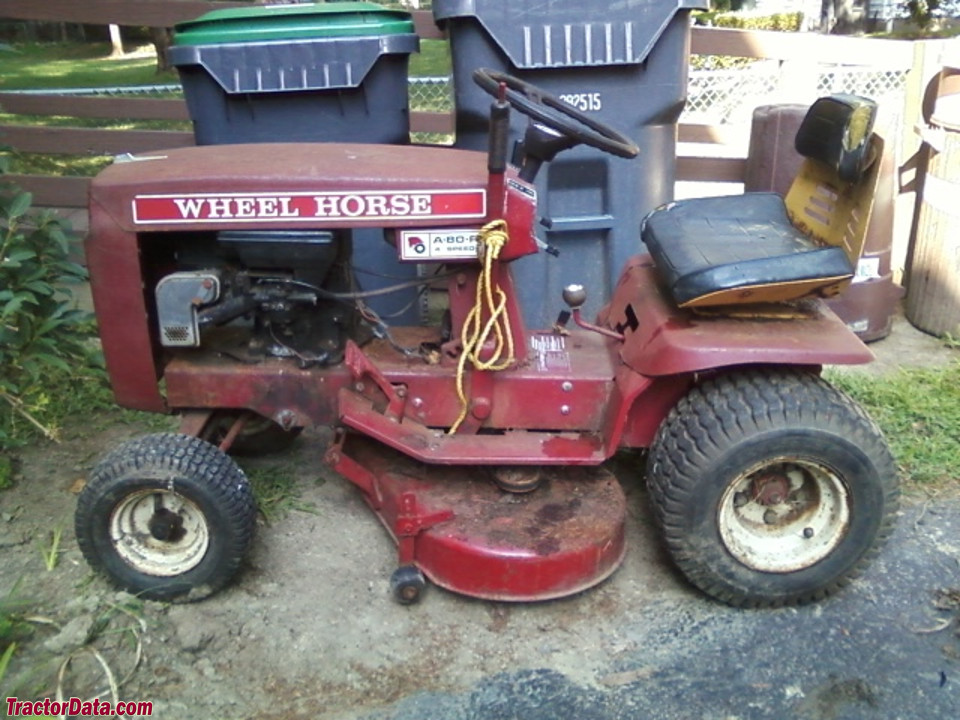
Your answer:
155;229;359;367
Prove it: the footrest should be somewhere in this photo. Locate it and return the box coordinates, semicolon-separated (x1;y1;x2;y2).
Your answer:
338;389;608;465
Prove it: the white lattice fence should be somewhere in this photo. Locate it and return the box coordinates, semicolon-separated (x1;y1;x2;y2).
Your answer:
410;67;909;132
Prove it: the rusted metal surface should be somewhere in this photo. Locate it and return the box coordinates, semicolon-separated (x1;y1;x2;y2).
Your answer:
446;265;530;366
162;321;685;456
350;328;615;432
90;144;492;233
164;354;352;429
86;202;167;413
339;389;607;465
599;255;874;377
329;435;627;602
85;141;539;416
603;366;692;453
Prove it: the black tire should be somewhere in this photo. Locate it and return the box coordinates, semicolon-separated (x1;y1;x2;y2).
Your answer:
75;433;256;602
647;369;899;608
206;412;302;457
390;565;426;605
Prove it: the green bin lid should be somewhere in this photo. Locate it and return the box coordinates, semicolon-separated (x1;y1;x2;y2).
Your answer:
173;2;415;46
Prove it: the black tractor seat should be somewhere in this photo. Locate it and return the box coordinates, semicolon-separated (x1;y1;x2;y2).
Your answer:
641;193;855;308
643;94;882;309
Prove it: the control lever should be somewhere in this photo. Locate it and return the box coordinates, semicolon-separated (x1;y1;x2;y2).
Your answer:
558;284;624;341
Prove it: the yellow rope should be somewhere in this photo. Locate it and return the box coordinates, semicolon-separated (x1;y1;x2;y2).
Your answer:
449;219;515;434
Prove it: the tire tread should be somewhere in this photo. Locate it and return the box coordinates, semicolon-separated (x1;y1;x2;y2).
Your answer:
76;433;256;601
647;369;899;608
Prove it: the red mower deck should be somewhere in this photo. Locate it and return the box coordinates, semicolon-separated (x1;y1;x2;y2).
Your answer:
327;435;627;601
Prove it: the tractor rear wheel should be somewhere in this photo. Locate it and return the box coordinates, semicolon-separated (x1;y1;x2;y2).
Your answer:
75;433;256;602
646;369;899;607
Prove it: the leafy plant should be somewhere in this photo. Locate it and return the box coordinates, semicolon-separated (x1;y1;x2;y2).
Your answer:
0;583;34;688
902;0;960;29
0;454;12;490
0;152;93;448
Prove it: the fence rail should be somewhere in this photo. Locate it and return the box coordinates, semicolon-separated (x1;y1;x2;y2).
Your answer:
0;1;946;275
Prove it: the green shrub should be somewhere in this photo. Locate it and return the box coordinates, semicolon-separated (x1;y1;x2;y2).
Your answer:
694;11;804;31
0;151;95;449
692;11;804;70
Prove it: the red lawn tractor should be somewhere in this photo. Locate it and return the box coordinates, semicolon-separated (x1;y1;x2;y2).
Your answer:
75;70;899;607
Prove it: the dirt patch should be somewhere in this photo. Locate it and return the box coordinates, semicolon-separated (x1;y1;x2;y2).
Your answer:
1;412;654;717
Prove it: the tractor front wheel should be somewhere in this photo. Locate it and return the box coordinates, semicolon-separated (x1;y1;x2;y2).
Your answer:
75;433;256;602
647;369;899;607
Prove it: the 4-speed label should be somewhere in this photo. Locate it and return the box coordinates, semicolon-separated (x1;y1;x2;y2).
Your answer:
399;229;480;261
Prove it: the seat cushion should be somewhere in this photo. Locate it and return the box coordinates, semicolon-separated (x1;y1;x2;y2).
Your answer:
641;193;855;308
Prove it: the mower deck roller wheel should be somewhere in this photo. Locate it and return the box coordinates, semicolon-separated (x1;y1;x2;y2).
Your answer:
334;436;627;602
390;565;427;604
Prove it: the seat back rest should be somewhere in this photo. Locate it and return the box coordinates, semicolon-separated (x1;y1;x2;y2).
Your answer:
794;94;878;183
785;95;883;268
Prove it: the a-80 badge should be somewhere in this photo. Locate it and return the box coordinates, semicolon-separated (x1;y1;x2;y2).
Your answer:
399;229;481;261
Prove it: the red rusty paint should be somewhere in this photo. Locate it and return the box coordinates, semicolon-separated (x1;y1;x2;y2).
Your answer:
339;389;607;465
598;255;873;377
87;198;166;413
87;142;540;413
446;264;530;365
164;354;352;429
358;329;615;432
602;366;693;454
331;434;626;602
90;144;492;232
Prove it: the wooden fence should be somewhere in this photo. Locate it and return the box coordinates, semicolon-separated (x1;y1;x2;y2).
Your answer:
0;0;951;269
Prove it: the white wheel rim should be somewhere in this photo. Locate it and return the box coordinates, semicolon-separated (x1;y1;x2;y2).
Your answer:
109;489;210;577
718;458;850;573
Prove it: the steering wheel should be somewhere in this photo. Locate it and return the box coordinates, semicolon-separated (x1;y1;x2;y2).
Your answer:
472;68;639;159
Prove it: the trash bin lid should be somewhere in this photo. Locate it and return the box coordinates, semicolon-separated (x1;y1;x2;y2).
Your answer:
173;1;414;46
433;0;707;69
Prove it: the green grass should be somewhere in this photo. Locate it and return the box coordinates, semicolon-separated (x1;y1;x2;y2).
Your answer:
410;38;451;77
0;38;448;92
1;38;451;174
827;363;960;488
0;42;177;90
3;151;114;178
0;583;34;688
0;455;13;490
244;462;322;523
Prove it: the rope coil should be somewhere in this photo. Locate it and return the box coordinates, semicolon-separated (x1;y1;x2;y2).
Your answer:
449;219;515;434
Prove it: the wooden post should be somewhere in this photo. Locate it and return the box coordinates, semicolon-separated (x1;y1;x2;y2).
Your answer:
904;47;960;336
895;39;949;286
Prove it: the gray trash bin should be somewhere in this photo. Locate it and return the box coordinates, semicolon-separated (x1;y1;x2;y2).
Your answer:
169;2;419;145
434;0;706;328
169;2;423;324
